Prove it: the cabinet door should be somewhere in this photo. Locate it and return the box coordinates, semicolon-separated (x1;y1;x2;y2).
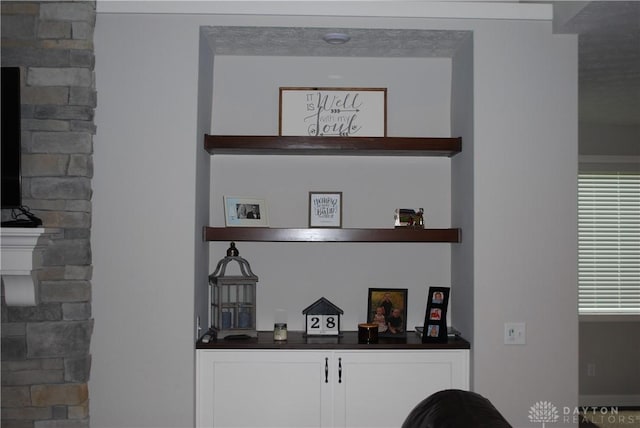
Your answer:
196;350;332;428
332;350;469;428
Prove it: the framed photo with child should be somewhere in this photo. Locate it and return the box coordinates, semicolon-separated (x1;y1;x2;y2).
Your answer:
367;288;408;338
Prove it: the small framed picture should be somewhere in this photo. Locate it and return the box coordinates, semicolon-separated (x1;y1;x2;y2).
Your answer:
309;192;342;228
367;288;408;338
394;208;424;228
422;286;450;343
223;197;269;227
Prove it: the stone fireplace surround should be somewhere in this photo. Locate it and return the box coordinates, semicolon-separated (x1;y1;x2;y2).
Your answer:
1;2;95;427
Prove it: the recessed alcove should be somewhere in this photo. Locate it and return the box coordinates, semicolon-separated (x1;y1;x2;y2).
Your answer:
197;25;474;335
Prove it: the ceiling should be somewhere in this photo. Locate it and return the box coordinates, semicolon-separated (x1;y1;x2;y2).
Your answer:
204;1;639;128
205;27;471;58
555;1;640;127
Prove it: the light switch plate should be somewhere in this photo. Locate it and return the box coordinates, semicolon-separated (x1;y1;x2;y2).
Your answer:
504;322;526;345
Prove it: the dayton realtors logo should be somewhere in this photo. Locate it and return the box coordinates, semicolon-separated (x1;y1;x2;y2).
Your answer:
529;402;637;426
529;401;559;427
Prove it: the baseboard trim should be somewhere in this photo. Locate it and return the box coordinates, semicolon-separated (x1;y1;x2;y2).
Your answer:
579;394;640;407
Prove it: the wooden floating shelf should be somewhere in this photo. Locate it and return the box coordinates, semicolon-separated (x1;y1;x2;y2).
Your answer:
205;135;461;157
204;227;460;243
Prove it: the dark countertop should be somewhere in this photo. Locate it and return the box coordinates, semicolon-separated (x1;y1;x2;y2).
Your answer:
196;331;470;350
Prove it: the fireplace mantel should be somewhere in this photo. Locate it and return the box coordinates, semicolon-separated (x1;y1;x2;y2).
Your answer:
1;227;57;306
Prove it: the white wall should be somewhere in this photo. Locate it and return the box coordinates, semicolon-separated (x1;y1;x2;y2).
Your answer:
211;56;452;137
579;320;640;406
194;25;214;351
93;4;577;428
209;55;453;331
470;19;578;425
450;32;475;364
92;13;205;428
579;122;640;156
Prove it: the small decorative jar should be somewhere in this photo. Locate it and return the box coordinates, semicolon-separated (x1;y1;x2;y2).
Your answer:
358;323;379;344
273;323;288;341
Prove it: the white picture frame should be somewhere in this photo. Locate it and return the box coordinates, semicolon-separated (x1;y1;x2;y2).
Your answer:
309;192;342;228
279;87;387;137
223;197;269;227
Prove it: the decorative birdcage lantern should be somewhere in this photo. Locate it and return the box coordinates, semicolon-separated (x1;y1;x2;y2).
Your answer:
209;242;259;339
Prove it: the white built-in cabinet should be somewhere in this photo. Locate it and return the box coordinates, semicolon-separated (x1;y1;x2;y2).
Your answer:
196;347;469;428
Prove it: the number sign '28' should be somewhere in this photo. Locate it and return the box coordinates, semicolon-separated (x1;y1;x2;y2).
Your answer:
305;314;340;336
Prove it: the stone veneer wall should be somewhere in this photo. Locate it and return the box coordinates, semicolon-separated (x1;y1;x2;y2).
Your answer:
1;2;95;427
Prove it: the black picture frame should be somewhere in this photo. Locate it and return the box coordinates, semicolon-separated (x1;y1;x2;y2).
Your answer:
421;286;450;343
367;288;408;338
309;191;342;228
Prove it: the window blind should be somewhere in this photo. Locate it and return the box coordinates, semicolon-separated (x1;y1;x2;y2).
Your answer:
578;173;640;315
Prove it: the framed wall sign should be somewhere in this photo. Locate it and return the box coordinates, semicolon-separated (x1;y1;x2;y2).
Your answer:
421;286;450;343
279;87;387;137
367;288;408;338
309;192;342;228
223;196;269;227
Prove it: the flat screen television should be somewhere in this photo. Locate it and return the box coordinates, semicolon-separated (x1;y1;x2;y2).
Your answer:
2;66;22;209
